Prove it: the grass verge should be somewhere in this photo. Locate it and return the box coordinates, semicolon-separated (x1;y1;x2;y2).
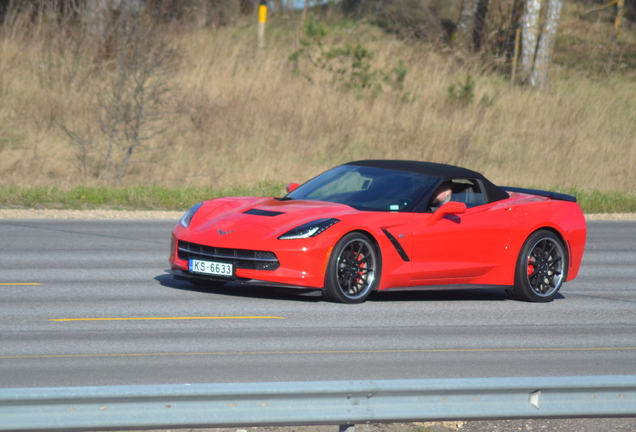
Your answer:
1;185;634;214
0;183;285;212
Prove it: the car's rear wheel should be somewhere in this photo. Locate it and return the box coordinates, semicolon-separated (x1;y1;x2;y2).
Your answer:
511;230;568;302
324;232;380;304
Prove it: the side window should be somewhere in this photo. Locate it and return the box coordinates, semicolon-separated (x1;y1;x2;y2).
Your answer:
450;179;486;208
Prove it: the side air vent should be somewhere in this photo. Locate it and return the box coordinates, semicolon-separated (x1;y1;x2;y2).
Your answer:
382;229;410;262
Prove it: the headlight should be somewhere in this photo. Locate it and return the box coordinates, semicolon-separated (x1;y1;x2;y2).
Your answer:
179;203;203;228
278;218;340;240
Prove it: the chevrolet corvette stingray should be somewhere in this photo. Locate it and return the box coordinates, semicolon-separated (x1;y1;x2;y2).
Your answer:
169;160;586;303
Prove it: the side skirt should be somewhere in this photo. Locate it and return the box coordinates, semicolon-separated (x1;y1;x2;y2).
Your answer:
378;284;512;292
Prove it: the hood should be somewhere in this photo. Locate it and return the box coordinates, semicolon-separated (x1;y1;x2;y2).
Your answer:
188;197;355;242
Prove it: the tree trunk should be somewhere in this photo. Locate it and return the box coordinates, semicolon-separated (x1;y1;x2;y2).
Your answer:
606;0;625;75
456;0;490;51
456;0;479;50
507;0;524;77
473;0;490;51
528;0;563;88
520;0;541;82
300;0;309;29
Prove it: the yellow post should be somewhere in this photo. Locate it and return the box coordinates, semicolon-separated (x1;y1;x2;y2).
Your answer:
258;0;267;50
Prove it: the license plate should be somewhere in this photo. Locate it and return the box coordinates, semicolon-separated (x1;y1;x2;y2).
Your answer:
189;259;233;277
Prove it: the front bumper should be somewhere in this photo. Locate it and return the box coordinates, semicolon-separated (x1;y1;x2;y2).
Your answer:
169;235;333;290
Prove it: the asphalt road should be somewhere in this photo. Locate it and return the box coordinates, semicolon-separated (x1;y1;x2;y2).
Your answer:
0;219;634;389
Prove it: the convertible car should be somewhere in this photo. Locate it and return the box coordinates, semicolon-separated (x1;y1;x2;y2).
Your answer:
169;160;586;303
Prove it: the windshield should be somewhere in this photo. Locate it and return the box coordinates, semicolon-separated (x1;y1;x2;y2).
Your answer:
285;165;438;212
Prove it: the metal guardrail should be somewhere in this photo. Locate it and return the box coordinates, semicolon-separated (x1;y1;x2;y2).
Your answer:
1;376;635;432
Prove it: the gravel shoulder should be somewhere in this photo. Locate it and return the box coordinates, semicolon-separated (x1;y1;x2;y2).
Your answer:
98;417;636;432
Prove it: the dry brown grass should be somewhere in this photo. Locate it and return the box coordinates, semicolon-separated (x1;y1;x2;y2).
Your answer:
0;3;635;193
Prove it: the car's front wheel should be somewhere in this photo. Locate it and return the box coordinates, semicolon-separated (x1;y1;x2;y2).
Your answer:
324;232;380;303
511;230;568;302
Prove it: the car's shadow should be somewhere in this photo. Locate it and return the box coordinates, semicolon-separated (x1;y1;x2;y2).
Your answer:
156;273;564;303
155;273;323;303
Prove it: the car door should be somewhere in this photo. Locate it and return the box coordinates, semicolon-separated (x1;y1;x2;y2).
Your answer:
409;190;512;283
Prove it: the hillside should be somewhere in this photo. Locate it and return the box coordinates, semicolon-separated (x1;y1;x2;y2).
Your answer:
0;0;635;199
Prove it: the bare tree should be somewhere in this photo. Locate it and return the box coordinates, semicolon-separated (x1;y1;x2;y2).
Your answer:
296;0;310;46
57;121;97;181
606;0;625;75
98;5;179;185
586;0;626;75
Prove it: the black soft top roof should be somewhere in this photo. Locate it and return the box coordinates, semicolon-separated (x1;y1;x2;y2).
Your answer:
346;160;510;203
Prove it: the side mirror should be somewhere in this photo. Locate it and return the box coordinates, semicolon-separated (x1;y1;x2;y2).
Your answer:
427;201;467;224
286;183;300;193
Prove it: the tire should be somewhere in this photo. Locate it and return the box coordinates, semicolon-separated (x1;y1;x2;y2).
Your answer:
511;230;568;302
324;232;380;304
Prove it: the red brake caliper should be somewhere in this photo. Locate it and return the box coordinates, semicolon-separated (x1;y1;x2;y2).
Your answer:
527;256;535;276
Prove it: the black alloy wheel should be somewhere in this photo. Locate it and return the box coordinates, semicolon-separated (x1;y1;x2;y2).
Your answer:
324;232;380;303
512;230;568;302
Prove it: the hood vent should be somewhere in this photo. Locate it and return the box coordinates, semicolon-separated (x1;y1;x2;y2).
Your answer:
243;208;285;217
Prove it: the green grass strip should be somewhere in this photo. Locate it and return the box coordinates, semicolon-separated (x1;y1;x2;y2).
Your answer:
0;181;286;211
0;184;634;214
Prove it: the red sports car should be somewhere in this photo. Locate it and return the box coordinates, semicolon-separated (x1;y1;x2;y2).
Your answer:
169;160;586;303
